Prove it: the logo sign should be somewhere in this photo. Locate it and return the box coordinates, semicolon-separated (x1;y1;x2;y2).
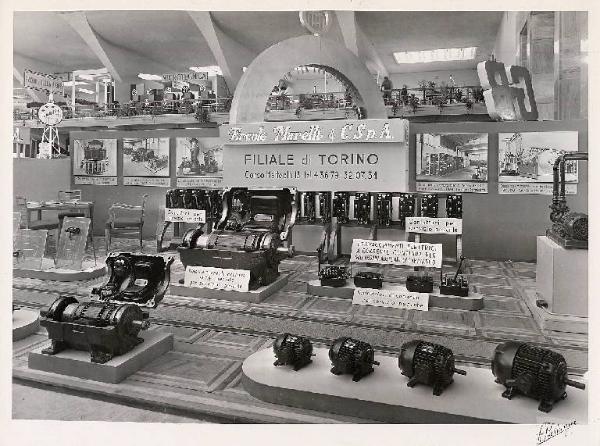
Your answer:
23;69;63;95
353;287;429;311
477;60;538;121
184;266;250;292
299;11;331;36
37;103;64;125
163;72;208;82
222;119;408;145
165;208;206;223
406;217;463;235
350;239;442;268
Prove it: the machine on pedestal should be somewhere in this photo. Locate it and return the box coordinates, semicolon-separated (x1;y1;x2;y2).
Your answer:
178;188;297;290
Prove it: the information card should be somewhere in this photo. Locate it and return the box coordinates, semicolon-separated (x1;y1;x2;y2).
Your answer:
123;177;171;187
498;183;577;195
416;181;488;194
74;176;117;186
350;239;442;268
165;208;206;223
184;266;250;292
406;217;463;235
352;287;429;311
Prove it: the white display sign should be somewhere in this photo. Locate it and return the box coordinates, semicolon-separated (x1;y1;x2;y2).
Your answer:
498;183;577;195
163;72;208;82
184;266;250;292
24;69;63;94
406;217;463;235
416;181;488;194
123;177;171;187
176;176;223;188
353;287;429;311
37;142;53;159
165;208;206;223
350;239;442;268
74;176;117;186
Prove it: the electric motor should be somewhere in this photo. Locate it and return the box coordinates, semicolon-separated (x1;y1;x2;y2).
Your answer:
317;192;331;222
445;194;463;219
398;193;416;228
354;271;383;289
553;212;588;241
332;192;350;223
406;273;434;293
491;341;586;412
353;193;370;225
420;194;439;218
273;333;314;371
318;265;350;287
376;193;392;226
329;337;380;382
299;192;317;222
399;340;467;396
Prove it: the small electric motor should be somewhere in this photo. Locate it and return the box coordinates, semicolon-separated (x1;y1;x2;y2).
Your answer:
406;271;434;293
354;271;383;289
398;193;416;229
399;340;467;396
319;265;350;287
376;193;393;226
353;193;371;225
420;194;439;218
491;341;586;413
445;194;463;219
332;192;350;224
273;333;314;371
439;256;469;297
329;337;380;381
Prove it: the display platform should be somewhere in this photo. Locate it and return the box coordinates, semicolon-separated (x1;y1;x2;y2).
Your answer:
307;280;483;310
536;236;587;317
242;347;587;424
170;273;290;303
13;258;106;281
28;331;173;384
13;309;40;341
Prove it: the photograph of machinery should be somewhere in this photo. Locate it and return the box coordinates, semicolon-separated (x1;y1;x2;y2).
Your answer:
122;137;170;176
175;136;223;177
72;139;117;176
498;132;579;183
416;133;488;182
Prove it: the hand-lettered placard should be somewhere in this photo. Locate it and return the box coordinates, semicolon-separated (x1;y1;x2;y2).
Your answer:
416;181;488;193
352;287;429;311
165;208;206;223
406;217;463;235
74;176;117;186
498;183;577;195
350;239;442;268
184;266;250;292
123;177;171;187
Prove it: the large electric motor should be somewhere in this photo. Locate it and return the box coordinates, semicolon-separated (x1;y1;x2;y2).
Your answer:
178;188;297;290
329;337;380;382
491;341;585;412
40;254;173;363
399;340;467;396
547;152;588;249
273;333;314;371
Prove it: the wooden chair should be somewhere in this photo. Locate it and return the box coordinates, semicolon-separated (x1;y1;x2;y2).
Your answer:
14;196;59;231
105;194;148;252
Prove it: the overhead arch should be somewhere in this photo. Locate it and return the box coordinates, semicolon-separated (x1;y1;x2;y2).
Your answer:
229;35;386;124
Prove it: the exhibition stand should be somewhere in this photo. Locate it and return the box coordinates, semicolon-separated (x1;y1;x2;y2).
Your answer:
241;347;587;424
13;309;40;341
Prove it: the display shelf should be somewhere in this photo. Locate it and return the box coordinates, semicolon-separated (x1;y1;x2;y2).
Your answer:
169;273;290;303
28;331;173;384
13;258;106;281
13;309;40;341
242;347;587;424
307;280;483;310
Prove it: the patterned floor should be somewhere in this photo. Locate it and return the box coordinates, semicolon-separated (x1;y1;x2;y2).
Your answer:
12;237;589;423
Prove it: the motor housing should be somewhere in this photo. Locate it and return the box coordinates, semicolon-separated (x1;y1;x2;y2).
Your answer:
273;333;314;371
329;337;380;382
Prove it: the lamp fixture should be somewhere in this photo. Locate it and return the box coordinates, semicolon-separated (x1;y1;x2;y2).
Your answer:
394;47;478;64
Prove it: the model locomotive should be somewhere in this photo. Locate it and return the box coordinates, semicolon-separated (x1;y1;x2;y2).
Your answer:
399;340;467;396
491;341;585;413
178;188;297;290
40;253;173;364
273;333;314;371
329;337;380;381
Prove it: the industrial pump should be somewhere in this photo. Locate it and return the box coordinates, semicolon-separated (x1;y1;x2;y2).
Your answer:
329;337;380;382
547;152;588;249
40;253;173;364
398;340;467;396
491;341;586;413
178;188;297;290
273;333;314;371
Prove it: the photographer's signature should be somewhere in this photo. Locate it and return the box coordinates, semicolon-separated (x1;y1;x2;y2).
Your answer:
537;421;576;445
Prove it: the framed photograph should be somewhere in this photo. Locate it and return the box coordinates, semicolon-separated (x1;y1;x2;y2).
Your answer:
416;133;488;183
498;131;579;183
175;137;223;178
122;137;170;177
72;139;117;177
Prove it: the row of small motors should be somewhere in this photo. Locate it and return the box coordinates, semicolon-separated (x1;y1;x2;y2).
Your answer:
298;192;463;226
165;188;223;219
273;334;585;413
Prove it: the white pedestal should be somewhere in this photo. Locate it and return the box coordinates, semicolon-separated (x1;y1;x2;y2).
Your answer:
536;236;587;317
13;309;40;341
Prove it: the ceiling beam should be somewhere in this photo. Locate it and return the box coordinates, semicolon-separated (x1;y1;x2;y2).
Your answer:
335;11;388;77
58;12;123;83
187;11;257;94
